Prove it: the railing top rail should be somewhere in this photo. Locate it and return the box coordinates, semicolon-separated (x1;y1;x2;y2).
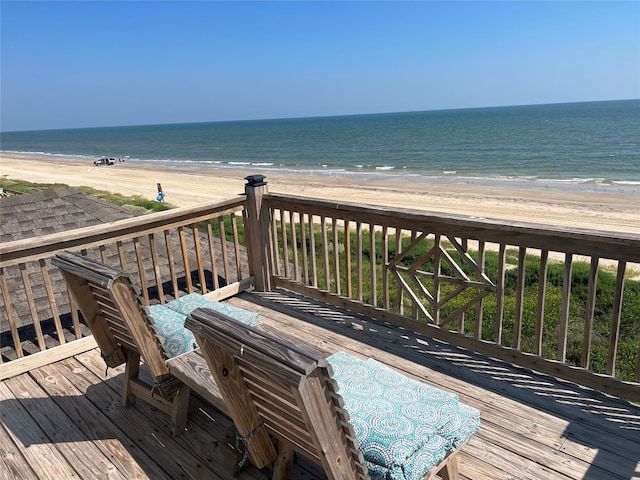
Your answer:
265;193;640;262
0;196;247;267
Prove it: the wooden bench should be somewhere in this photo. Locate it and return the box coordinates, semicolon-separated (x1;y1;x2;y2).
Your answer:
52;251;227;436
185;307;480;480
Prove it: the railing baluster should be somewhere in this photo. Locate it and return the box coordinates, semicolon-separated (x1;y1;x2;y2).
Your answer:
280;209;289;278
494;244;507;344
607;261;626;376
411;230;418;319
206;222;220;290
395;227;403;316
370;223;376;307
475;240;486;339
164;229;180;299
333;218;341;295
534;250;549;355
582;257;599;368
218;217;230;286
148;233;165;304
191;225;206;293
433;234;442;323
20;263;45;351
40;259;65;344
271;212;281;276
300;213;309;285
0;267;23;358
513;247;527;349
99;245;108;263
116;240;127;270
321;216;330;291
458;238;468;333
558;253;573;363
231;214;243;283
133;237;150;303
345;220;352;298
69;292;82;339
308;215;317;288
290;211;299;282
382;226;389;310
177;226;193;294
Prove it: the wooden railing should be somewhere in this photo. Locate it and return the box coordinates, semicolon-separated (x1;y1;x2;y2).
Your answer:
2;176;639;402
0;196;253;377
264;192;640;401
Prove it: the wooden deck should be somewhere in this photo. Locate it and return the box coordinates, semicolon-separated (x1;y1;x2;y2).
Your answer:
2;289;639;480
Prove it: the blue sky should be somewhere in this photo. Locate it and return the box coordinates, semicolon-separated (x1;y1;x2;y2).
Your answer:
1;1;638;132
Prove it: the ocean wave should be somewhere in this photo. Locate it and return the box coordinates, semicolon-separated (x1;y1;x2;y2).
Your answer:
1;150;99;161
175;159;222;164
3;149;639;195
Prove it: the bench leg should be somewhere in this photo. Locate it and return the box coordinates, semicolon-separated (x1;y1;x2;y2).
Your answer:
121;349;189;437
272;442;295;480
170;385;190;437
122;350;141;407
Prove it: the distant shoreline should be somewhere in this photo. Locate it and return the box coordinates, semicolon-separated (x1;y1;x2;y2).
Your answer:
3;150;639;198
2;152;639;238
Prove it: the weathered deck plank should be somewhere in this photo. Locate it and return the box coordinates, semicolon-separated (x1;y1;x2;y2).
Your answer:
1;289;639;480
28;363;161;479
6;373;132;480
228;289;640;480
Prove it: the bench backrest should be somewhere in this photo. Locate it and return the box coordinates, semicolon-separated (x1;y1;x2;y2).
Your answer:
52;251;171;381
185;307;369;480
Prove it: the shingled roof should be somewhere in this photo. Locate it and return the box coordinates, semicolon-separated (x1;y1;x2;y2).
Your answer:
0;186;136;243
1;187;139;360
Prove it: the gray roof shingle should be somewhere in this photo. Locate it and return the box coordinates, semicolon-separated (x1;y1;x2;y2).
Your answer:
0;187;135;243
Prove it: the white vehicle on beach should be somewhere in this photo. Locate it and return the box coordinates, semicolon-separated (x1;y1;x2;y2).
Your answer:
94;157;116;166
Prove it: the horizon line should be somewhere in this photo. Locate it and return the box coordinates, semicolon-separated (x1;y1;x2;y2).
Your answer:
2;97;638;134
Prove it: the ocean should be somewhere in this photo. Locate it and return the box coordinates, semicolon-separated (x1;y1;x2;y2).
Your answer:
2;100;639;194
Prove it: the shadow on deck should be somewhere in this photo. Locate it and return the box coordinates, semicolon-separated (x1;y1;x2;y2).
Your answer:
2;289;639;480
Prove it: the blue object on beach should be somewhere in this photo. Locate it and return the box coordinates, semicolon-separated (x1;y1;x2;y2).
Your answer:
156;192;165;202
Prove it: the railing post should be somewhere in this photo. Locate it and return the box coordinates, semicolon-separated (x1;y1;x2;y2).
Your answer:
244;175;272;291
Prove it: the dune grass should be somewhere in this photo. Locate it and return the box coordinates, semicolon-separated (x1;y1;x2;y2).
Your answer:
0;177;173;213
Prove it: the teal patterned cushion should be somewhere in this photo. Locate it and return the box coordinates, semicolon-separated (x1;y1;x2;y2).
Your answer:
328;351;480;480
147;305;198;358
165;293;259;326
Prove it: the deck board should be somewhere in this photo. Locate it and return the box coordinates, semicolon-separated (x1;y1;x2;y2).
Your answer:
1;288;639;480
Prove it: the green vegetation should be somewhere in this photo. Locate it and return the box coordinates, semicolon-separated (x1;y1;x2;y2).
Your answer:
0;177;174;213
278;220;640;382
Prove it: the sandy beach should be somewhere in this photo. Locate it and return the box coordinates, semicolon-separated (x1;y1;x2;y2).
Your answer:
1;153;639;235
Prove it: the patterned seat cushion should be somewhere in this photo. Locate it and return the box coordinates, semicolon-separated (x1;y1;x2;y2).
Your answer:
146;294;260;359
146;305;197;358
164;293;260;327
328;351;480;480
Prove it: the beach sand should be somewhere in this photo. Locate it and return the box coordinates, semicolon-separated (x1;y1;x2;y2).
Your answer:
1;153;639;235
